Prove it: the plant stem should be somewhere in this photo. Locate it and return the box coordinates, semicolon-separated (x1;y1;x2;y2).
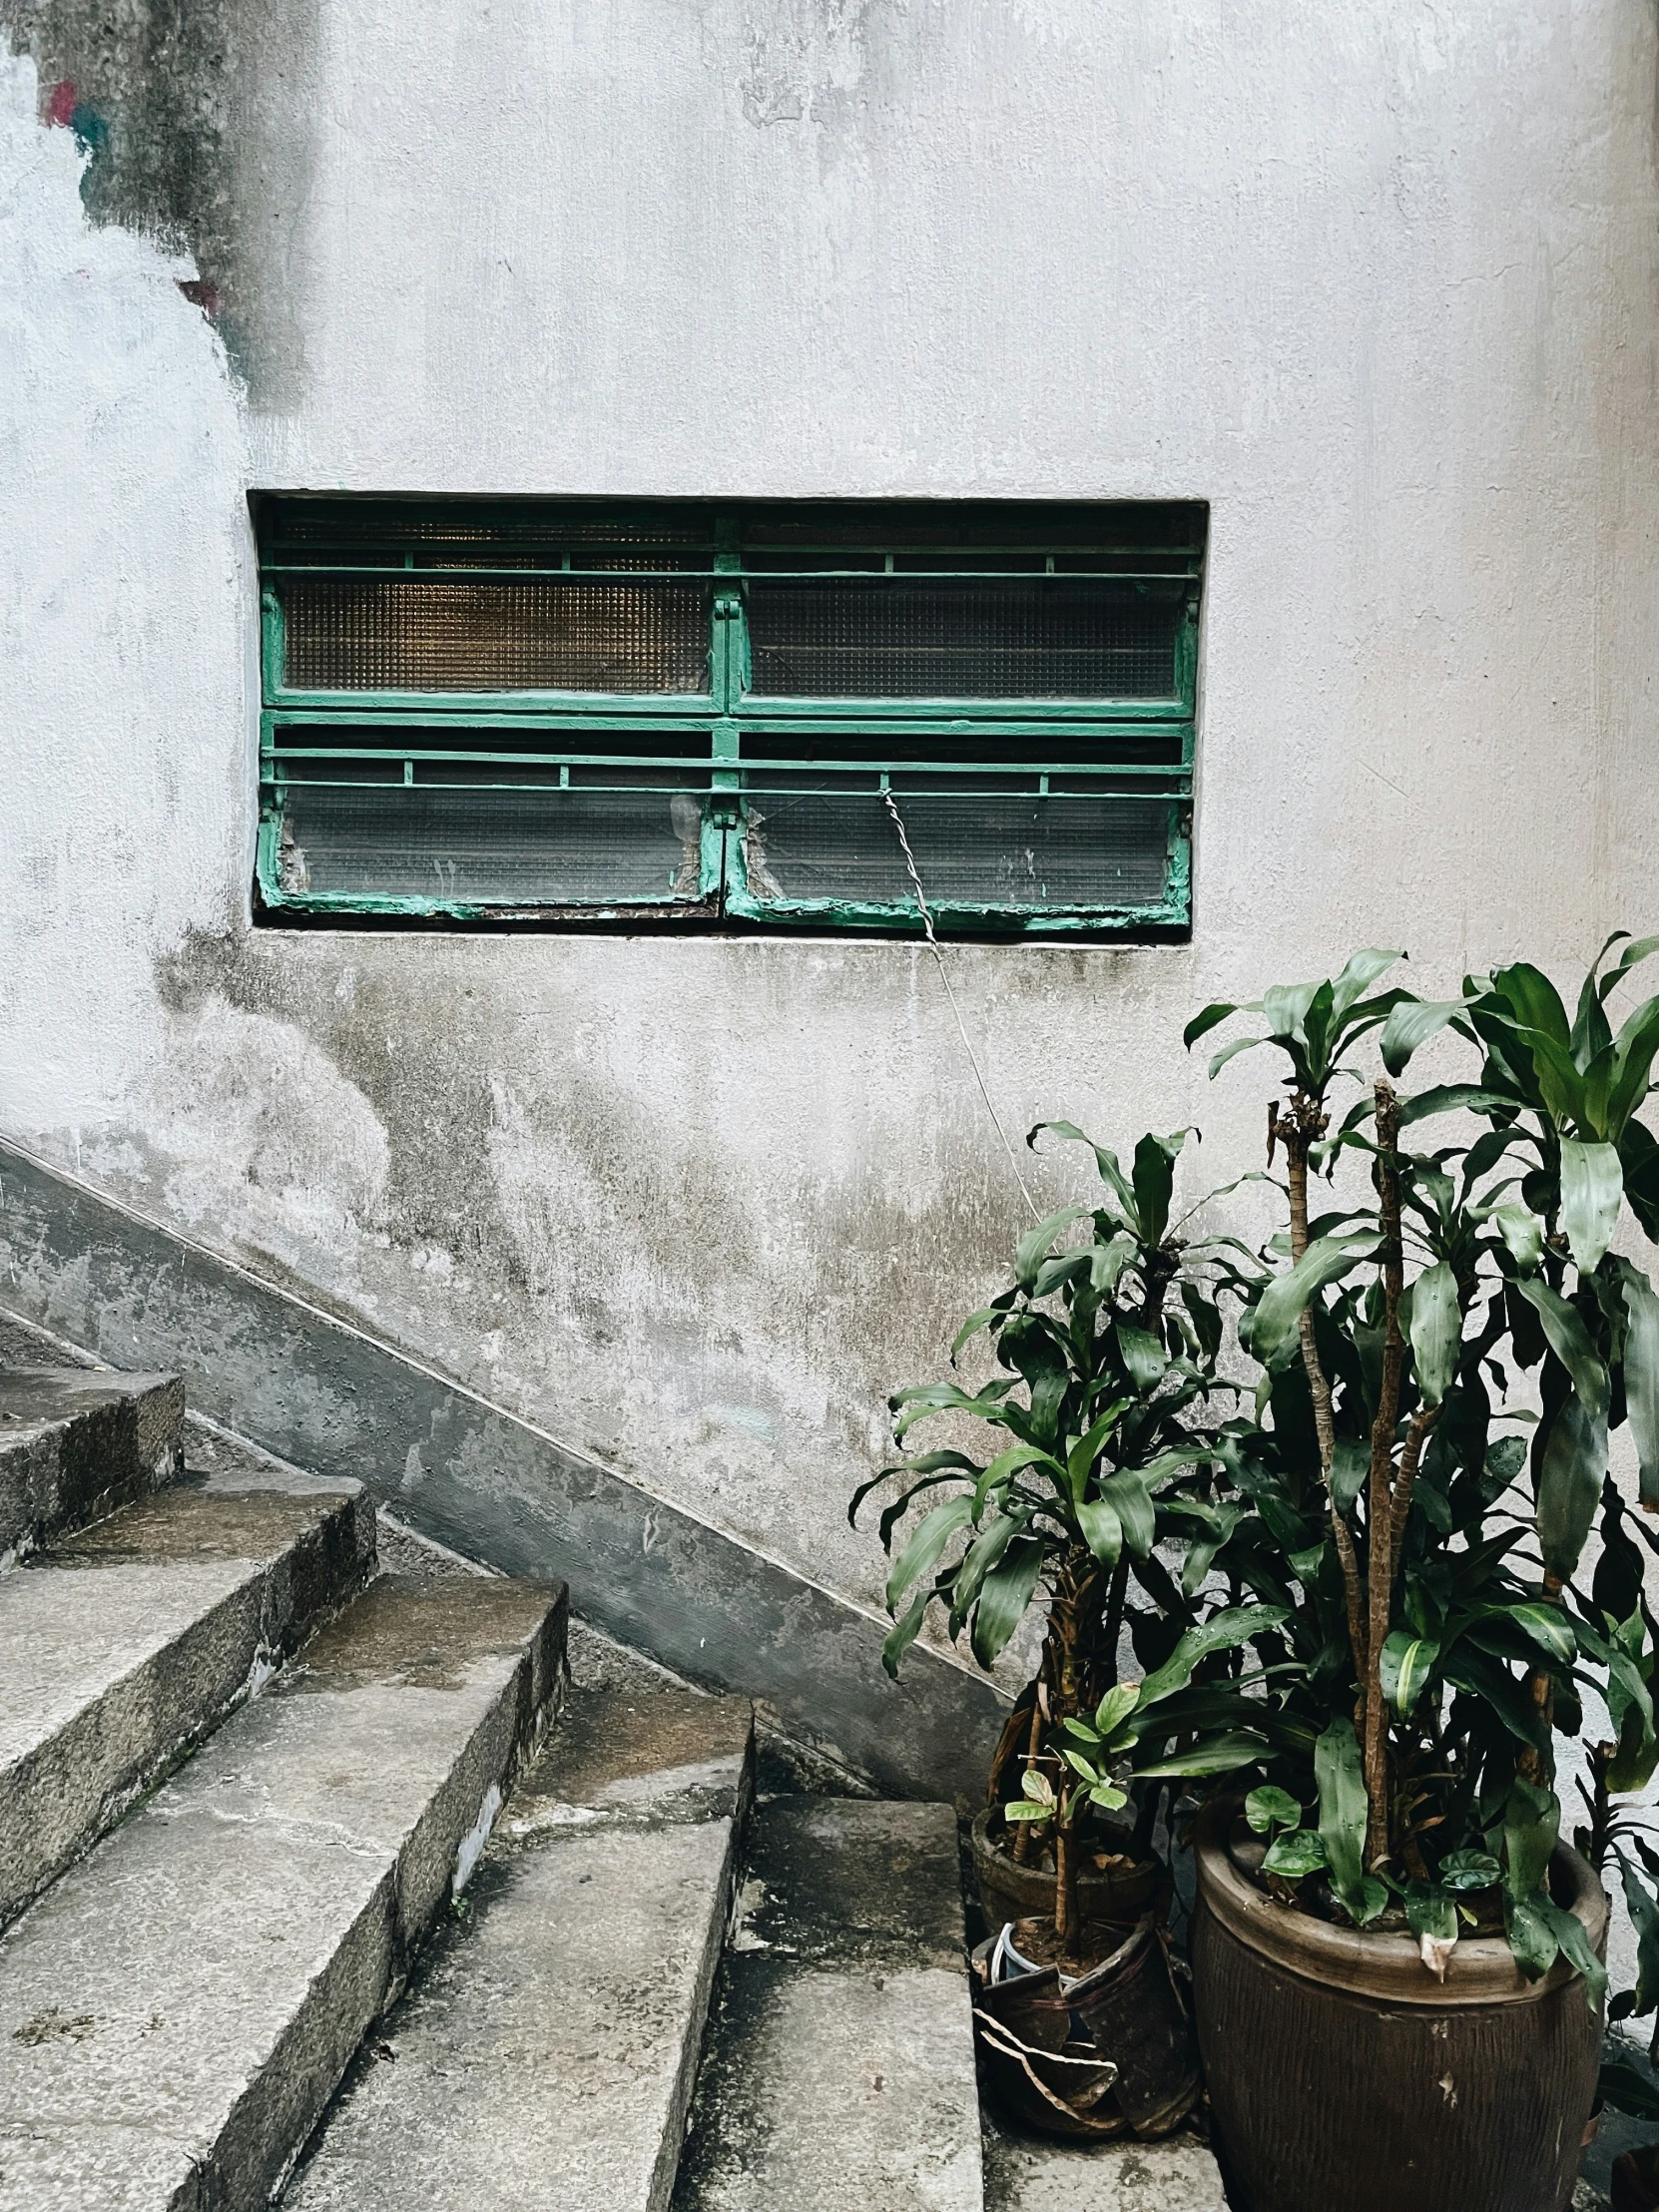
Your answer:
1279;1095;1369;1680
1055;1792;1078;1955
1389;1404;1440;1565
1364;1082;1406;1866
1518;1568;1563;1787
1012;1686;1044;1866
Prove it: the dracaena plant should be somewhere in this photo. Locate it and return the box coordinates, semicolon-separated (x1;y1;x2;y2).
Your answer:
853;1124;1269;1956
1182;939;1659;2003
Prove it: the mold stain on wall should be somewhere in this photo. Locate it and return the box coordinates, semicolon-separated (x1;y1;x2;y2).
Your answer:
0;0;321;402
143;922;1049;1623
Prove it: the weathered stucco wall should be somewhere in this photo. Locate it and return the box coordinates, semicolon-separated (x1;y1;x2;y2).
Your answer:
3;0;1659;1681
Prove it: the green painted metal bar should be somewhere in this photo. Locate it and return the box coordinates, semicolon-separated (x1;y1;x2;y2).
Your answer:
262;563;1198;582
263;700;1191;727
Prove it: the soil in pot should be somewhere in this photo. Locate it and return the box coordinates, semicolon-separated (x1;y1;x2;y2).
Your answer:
1188;1797;1607;2212
971;1805;1163;1949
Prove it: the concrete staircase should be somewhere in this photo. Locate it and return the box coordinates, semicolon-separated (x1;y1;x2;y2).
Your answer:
0;1343;988;2212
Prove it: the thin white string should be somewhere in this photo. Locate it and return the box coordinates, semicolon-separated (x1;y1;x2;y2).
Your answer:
883;790;1041;1222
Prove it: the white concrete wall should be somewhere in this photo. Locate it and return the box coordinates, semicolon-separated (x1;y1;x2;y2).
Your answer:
4;0;1659;1896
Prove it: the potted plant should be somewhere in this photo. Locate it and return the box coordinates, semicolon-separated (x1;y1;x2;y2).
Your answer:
854;1122;1275;1965
1174;940;1659;2212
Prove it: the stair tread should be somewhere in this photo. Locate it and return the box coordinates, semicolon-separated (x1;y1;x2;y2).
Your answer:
0;1574;565;2212
0;1368;184;1558
284;1689;754;2212
0;1480;374;1929
673;1797;984;2212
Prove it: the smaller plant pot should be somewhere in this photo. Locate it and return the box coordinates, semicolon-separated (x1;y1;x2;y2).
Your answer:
971;1915;1200;2140
970;1807;1162;1946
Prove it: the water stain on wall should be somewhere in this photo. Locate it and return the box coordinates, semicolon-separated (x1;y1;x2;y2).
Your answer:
0;0;320;404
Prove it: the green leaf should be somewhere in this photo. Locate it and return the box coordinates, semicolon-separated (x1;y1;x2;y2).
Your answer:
1263;1829;1329;1880
950;1304;1010;1361
949;1511;1024;1624
885;1496;974;1611
1315;1714;1370;1913
1183;1000;1246;1048
1620;1264;1659;1508
1014;1207;1092;1291
1027;1122;1137;1218
1139;1603;1291;1704
1089;1237;1138;1296
1502;1779;1560;1905
1380;1628;1440;1718
1404;1885;1458;1943
1092;1682;1142;1739
881;1590;929;1679
973;1444;1057;1516
1600;2058;1659;2122
1439;1849;1501;1892
1132;1129;1192;1245
1489;1206;1544;1273
1331;1436;1370;1517
1382;998;1469;1077
1264;979;1322;1043
1399;1084;1518;1127
970;1537;1043;1669
1535;1895;1608;2011
1493;962;1573;1046
1505;1892;1561;1981
1619;1851;1659;2019
1496;1602;1577;1666
1408;1261;1460;1407
1075;1494;1124;1569
1245;1785;1303;1835
1601;934;1659;1004
1512;1279;1610;1419
1251;1234;1382;1371
1331;948;1404;1025
1021;1766;1056;1807
1115;1324;1169;1393
1560;1139;1624;1274
1099;1470;1156;1559
1536;1396;1607;1581
1608;993;1659;1138
1208;1033;1271;1081
1131;1728;1269;1779
1442;1647;1550;1754
1002;1799;1054;1823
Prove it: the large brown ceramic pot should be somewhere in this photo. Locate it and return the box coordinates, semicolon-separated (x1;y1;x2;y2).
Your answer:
1189;1798;1607;2212
970;1807;1162;1942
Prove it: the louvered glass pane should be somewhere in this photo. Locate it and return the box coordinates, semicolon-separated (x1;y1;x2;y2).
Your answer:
275;785;709;904
281;579;711;693
745;580;1179;699
739;790;1172;909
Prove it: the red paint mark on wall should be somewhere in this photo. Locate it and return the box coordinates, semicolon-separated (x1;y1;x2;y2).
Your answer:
46;80;78;128
177;279;220;319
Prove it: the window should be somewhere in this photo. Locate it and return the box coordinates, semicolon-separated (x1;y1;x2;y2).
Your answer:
255;498;1203;934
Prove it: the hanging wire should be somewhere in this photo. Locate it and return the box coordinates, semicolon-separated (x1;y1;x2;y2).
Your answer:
883;790;1041;1222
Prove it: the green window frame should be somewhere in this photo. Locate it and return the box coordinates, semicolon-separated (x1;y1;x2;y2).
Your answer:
255;497;1203;935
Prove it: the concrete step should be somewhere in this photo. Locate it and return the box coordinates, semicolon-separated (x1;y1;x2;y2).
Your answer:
0;1366;185;1560
673;1797;984;2212
0;1465;375;1932
282;1688;755;2212
0;1573;565;2211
